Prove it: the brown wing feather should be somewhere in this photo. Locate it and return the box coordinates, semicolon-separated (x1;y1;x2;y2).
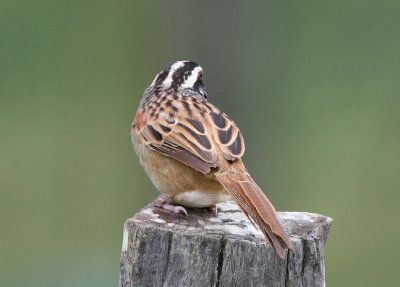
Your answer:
207;110;245;161
151;141;214;174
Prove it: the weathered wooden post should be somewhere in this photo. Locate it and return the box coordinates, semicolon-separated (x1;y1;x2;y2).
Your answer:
119;199;332;287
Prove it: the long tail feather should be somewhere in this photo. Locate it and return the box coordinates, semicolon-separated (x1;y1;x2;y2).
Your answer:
216;160;293;258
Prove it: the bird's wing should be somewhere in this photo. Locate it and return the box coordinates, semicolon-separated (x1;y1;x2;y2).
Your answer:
133;96;245;174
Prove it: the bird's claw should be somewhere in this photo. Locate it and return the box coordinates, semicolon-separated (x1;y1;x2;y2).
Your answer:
154;195;188;216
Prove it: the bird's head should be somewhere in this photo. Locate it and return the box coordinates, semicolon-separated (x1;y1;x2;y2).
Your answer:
149;60;207;99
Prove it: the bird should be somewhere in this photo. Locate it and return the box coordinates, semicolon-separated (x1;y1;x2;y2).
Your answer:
131;60;293;258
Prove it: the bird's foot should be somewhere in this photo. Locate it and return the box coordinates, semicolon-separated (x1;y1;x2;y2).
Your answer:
154;195;188;216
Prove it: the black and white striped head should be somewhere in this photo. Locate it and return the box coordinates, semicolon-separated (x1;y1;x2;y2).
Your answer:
150;60;207;98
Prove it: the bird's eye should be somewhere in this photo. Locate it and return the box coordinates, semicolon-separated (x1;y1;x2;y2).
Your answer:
198;71;203;79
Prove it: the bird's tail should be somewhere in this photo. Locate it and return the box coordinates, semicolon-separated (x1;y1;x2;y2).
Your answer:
216;160;293;258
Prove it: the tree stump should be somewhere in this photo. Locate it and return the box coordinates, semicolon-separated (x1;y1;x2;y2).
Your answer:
119;199;332;287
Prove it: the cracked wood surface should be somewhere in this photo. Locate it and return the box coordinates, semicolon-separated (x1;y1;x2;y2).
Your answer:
119;200;332;287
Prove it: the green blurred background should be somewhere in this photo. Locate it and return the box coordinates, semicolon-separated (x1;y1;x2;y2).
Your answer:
1;1;399;286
